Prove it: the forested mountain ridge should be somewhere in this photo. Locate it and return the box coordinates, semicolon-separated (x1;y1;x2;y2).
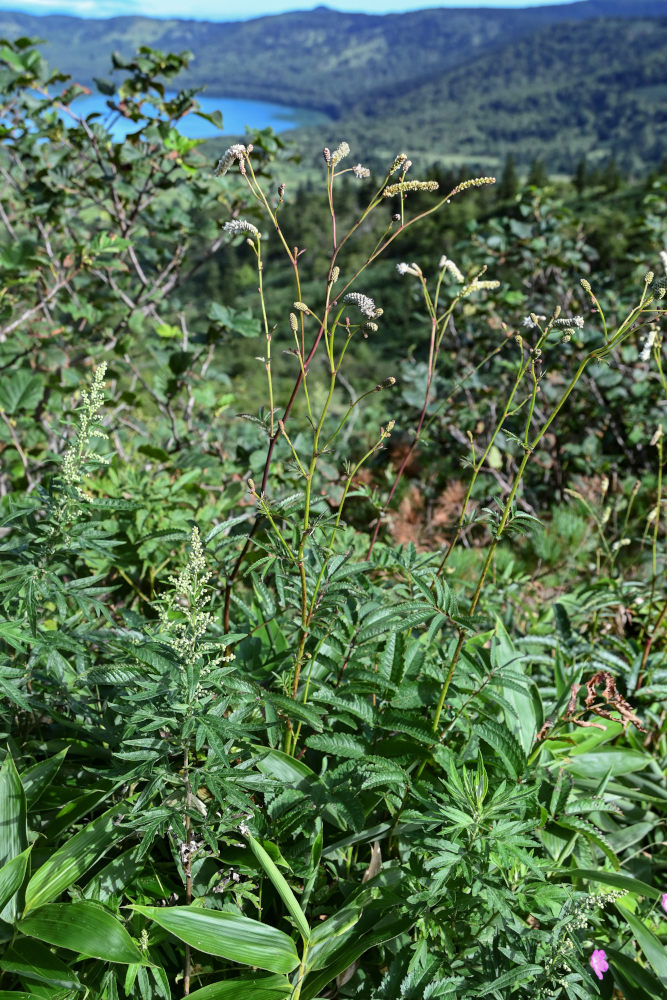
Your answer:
0;1;666;118
317;15;667;172
0;2;665;170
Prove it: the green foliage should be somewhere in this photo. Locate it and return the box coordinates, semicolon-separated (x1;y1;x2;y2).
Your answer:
0;36;666;1000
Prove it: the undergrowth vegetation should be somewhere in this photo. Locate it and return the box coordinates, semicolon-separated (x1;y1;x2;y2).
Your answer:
0;39;666;1000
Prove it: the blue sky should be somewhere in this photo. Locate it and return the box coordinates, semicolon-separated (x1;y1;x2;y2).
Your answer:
1;1;585;21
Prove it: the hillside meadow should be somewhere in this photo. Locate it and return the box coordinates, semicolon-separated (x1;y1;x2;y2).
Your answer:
0;33;666;1000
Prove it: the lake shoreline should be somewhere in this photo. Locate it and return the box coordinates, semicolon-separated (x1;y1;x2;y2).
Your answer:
64;90;331;141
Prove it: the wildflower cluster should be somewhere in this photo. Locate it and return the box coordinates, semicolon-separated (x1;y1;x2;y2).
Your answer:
325;141;350;168
389;152;408;173
535;890;625;997
215;143;247;176
155;526;233;699
382;179;439;197
451;176;496;193
439;255;465;282
461;277;500;297
223;218;260;238
396;262;423;277
61;362;110;501
639;326;657;362
553;315;585;328
343;291;381;319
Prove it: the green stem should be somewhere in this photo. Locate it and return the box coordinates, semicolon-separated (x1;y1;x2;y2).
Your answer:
290;939;310;1000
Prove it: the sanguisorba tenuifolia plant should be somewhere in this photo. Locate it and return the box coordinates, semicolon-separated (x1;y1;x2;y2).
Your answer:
206;141;665;999
1;82;666;1000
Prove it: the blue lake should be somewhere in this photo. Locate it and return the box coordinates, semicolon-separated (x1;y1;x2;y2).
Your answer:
62;91;327;141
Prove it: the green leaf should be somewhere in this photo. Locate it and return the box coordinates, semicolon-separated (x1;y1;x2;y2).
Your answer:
85;497;144;511
255;749;345;829
0;847;31;913
302;911;414;1000
616;902;667;984
305;734;366;759
93;76;116;95
132;905;299;975
0;993;60;1000
569;868;661;900
561;749;649;779
21;750;68;808
476;719;526;779
0;938;81;990
306;906;363;968
263;693;324;731
0;752;28;921
155;323;181;339
24;802;127;913
136;528;190;548
82;847;140;902
556;817;619;869
19;902;143;964
0;371;44;414
246;832;310;943
193;108;223;130
493;619;541;753
188;974;291;999
473;964;542;995
607;946;666;997
207;304;261;338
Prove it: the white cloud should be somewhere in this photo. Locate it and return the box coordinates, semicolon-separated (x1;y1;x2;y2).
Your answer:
2;0;138;16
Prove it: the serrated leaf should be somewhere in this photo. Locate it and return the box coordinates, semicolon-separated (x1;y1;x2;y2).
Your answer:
305;734;366;759
556;816;619;869
472;964;542;995
476;718;526;779
264;693;324;731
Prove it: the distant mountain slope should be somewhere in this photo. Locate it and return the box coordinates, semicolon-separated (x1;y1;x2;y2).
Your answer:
0;2;665;170
0;1;666;117
326;15;667;171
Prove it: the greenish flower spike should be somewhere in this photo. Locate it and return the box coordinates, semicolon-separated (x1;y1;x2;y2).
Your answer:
223;219;260;238
330;141;350;167
61;362;110;499
382;180;439;197
389;152;408;173
451;176;496;192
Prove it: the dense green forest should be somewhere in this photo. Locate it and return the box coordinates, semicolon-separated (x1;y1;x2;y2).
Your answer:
0;22;666;1000
1;1;667;169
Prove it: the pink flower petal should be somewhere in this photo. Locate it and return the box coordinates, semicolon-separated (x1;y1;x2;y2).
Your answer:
590;949;609;980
